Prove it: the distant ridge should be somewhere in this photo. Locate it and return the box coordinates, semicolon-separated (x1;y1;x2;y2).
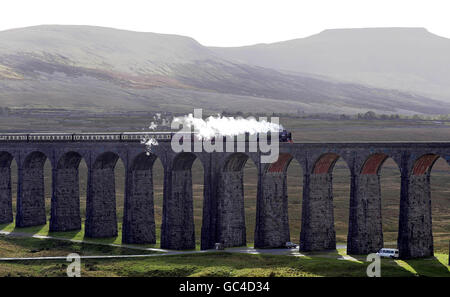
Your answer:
210;27;450;103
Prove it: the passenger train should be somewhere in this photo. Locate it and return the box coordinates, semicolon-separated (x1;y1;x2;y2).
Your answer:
0;130;293;143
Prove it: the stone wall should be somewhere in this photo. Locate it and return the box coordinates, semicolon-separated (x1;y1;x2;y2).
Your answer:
255;172;290;248
50;168;81;231
300;173;336;251
122;168;156;244
17;167;47;227
0;167;13;224
347;174;383;254
85;168;118;238
398;174;433;258
216;171;246;247
161;169;195;250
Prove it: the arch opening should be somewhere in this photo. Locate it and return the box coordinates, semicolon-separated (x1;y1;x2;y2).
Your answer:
223;152;249;172
428;156;450;254
375;157;402;250
312;153;340;174
412;154;440;176
153;158;164;244
361;153;389;175
285;156;303;246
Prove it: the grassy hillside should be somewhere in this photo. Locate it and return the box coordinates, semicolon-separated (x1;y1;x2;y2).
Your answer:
1;25;449;114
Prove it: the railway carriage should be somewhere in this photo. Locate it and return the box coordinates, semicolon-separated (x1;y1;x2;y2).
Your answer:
121;132;173;142
28;133;73;141
73;133;121;141
0;133;28;142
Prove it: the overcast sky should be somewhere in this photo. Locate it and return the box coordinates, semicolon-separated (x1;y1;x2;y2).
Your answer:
1;0;449;46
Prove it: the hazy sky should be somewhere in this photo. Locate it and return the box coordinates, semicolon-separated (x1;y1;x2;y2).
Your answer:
1;0;449;46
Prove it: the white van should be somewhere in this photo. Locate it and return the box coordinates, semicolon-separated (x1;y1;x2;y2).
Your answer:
376;248;399;258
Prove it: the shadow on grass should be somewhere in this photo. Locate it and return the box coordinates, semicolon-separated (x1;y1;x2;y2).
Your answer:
83;235;118;244
13;223;47;236
302;248;341;258
0;222;13;232
0;234;156;256
101;252;419;277
401;256;450;277
48;229;84;240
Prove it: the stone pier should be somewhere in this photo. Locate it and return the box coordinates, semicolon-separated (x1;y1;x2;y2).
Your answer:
255;153;292;248
398;154;437;258
16;152;47;227
347;153;386;254
216;153;248;248
161;153;196;250
300;173;336;251
122;153;157;244
85;152;118;238
50;152;82;232
0;152;13;224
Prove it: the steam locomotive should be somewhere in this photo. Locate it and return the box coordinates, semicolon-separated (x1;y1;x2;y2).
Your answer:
279;129;293;143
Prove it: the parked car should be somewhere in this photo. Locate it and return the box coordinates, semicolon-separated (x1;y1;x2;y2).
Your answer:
285;242;298;249
215;243;224;250
376;248;399;258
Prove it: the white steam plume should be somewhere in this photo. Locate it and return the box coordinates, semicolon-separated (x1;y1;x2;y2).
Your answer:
172;113;283;140
142;113;283;154
141;136;159;155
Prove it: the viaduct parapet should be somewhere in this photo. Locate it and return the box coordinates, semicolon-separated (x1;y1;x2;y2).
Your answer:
0;138;449;259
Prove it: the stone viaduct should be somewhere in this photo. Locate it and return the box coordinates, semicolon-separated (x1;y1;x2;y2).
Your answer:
0;138;448;259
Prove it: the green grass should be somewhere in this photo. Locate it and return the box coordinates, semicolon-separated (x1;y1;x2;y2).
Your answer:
0;249;448;277
0;234;448;277
0;234;156;258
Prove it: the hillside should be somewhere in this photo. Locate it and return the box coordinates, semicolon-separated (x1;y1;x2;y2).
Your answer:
0;25;449;114
210;27;450;103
